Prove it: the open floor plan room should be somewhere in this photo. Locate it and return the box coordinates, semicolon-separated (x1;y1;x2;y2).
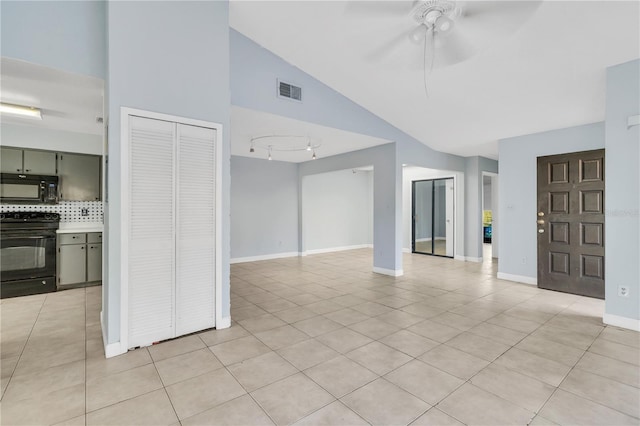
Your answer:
1;250;638;425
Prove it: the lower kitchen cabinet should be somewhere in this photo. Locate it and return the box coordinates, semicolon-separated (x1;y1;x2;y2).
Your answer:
59;244;87;285
87;243;102;282
58;232;102;287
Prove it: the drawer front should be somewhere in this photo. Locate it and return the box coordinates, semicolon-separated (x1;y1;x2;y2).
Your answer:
59;233;87;245
87;232;102;244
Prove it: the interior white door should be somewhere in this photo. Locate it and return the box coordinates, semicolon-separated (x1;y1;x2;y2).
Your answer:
445;179;454;257
175;124;216;335
128;116;176;348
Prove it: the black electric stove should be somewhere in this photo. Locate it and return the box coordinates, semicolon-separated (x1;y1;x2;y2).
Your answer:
1;212;61;298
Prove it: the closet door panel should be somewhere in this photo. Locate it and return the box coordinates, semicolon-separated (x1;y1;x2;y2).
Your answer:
128;116;176;347
175;123;216;335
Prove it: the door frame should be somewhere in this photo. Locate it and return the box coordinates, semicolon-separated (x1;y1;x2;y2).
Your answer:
411;177;455;258
117;107;223;355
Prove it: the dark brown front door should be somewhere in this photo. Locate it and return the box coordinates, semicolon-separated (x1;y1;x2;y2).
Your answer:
537;149;605;299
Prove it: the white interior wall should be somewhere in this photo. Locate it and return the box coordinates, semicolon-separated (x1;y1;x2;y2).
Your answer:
302;168;373;253
1;123;103;155
402;166;464;258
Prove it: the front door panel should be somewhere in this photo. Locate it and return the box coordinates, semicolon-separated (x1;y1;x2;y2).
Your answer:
537;149;605;298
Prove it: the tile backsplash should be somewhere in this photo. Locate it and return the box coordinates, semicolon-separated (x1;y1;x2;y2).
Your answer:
0;201;104;222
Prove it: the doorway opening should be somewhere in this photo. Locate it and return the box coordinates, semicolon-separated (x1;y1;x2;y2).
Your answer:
482;172;499;262
411;178;454;257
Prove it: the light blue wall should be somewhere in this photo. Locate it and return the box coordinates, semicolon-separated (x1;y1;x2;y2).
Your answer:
302;169;372;251
0;1;106;79
498;122;605;279
605;59;640;322
231;156;298;259
106;1;231;344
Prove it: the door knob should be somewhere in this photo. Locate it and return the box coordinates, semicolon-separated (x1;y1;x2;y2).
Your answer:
537;212;544;217
537;219;545;225
538;229;545;233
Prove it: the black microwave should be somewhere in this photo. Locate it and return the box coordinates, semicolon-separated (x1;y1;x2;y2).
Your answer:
0;174;59;204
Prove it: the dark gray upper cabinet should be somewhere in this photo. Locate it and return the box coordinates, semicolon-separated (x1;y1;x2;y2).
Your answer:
0;147;23;173
23;150;57;175
0;147;56;174
58;153;101;201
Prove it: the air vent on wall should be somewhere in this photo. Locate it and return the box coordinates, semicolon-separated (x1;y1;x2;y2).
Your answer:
278;80;302;102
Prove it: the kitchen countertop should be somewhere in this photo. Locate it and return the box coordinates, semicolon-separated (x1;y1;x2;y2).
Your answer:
57;222;104;234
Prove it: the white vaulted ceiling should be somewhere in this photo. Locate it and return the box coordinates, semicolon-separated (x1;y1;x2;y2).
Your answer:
230;1;640;159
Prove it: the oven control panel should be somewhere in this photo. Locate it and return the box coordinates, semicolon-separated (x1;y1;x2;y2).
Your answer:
0;212;61;222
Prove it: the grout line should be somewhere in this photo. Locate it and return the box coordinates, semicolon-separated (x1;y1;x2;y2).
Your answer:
1;293;47;401
84;287;88;426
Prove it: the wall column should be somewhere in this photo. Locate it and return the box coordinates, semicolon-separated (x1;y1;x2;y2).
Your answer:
604;59;640;331
372;144;403;276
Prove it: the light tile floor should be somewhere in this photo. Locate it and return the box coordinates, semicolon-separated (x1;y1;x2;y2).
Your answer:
1;249;639;425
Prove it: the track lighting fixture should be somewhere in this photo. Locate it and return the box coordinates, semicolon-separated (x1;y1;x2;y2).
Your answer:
249;135;321;161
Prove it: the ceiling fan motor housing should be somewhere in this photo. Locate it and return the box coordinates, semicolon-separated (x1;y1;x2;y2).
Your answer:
411;0;457;25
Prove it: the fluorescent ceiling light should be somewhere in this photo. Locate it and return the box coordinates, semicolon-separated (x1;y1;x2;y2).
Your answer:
0;103;42;120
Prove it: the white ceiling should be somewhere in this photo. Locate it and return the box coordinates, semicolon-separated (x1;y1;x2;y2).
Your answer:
230;1;640;159
0;58;104;136
231;105;391;162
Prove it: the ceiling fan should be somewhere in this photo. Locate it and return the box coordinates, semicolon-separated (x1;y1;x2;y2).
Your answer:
357;1;542;94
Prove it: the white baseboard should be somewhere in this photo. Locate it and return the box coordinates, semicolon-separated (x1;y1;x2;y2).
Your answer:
101;310;127;358
230;251;300;264
497;272;537;286
373;267;404;277
603;313;640;332
403;248;411;253
217;316;231;329
452;255;482;262
303;244;371;256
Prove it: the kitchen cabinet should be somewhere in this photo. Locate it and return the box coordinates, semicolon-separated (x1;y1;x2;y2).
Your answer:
87;234;102;282
0;147;23;173
24;150;57;175
58;153;101;201
59;244;87;285
0;147;56;175
58;232;102;287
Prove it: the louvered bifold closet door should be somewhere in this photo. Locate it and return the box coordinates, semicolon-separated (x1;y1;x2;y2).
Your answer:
175;124;216;335
128;116;176;348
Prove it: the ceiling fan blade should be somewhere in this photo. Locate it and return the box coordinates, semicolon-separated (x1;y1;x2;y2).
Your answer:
364;28;413;62
433;30;478;68
344;1;415;18
458;1;542;38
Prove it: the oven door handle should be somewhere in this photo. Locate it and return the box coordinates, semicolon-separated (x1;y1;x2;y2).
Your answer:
1;234;56;240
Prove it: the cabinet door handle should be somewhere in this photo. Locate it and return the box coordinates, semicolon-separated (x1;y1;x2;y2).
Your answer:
81;246;85;250
25;169;31;172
